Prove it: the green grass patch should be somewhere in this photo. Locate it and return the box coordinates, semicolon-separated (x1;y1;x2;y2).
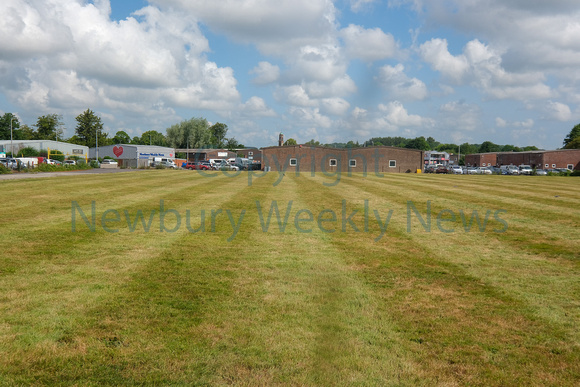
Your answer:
0;171;578;385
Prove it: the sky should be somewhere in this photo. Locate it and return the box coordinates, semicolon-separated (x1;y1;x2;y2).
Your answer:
1;0;580;149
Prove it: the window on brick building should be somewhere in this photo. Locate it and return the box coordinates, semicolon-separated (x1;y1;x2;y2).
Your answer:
329;159;337;166
389;160;396;167
349;159;356;167
289;158;297;166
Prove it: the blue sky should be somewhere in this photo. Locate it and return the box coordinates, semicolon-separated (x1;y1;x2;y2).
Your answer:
1;0;580;149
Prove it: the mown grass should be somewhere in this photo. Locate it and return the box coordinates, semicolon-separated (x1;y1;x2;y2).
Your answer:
0;170;578;385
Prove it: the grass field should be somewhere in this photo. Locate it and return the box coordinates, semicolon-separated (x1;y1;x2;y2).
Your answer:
1;170;579;385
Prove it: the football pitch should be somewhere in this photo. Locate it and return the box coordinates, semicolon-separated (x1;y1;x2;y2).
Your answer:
1;170;579;385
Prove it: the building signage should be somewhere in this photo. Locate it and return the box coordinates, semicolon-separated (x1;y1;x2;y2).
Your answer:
139;153;168;157
218;152;228;157
72;149;84;154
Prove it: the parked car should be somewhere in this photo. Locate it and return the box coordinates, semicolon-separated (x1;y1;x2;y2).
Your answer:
214;161;239;171
500;165;519;175
2;158;19;168
519;165;533;175
476;167;493;175
466;167;477;174
185;161;211;170
535;169;548;176
435;166;448;174
101;159;118;166
44;158;62;165
156;160;176;169
449;166;463;174
64;160;76;166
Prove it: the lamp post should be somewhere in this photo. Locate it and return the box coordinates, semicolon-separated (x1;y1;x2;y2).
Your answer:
95;128;99;162
10;117;15;157
458;144;461;166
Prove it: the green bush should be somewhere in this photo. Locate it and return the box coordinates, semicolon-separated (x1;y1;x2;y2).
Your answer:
0;164;11;174
17;147;40;157
571;170;580;176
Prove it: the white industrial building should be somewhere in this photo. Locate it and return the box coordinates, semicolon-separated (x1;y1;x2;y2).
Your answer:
0;140;88;158
89;144;176;168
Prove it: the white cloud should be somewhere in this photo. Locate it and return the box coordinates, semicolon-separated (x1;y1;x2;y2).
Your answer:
420;38;552;101
544;101;572;121
378;101;430;127
240;96;277;118
438;101;482;132
320;98;351;116
151;0;338;55
419;38;469;83
275;85;317;107
340;24;398;62
250;62;280;85
0;0;241;131
376;64;428;100
288;107;332;128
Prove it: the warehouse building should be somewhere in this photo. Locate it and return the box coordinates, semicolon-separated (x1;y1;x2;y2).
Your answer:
0;139;88;158
466;149;580;170
261;145;424;174
174;148;237;162
89;144;176;168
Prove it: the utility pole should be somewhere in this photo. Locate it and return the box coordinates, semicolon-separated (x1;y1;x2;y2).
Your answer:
10;117;15;157
95;128;99;161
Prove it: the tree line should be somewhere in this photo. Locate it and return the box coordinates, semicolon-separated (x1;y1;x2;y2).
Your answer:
2;109;578;153
0;110;243;151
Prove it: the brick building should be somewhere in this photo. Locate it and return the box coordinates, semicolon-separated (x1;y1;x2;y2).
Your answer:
465;152;498;167
176;148;237;162
262;145;424;173
236;148;262;164
466;149;580;169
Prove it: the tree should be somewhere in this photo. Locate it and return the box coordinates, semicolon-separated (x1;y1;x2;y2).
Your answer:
225;137;242;151
563;124;580;147
284;138;297;146
564;137;580;149
112;130;131;144
427;136;440;150
0;113;21;141
19;125;37;140
74;109;106;147
479;141;501;153
209;122;228;148
35;114;64;140
140;130;167;146
305;139;321;146
166;117;212;149
405;136;430;151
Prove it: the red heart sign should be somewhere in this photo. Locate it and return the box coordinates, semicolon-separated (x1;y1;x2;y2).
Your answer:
113;146;123;157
